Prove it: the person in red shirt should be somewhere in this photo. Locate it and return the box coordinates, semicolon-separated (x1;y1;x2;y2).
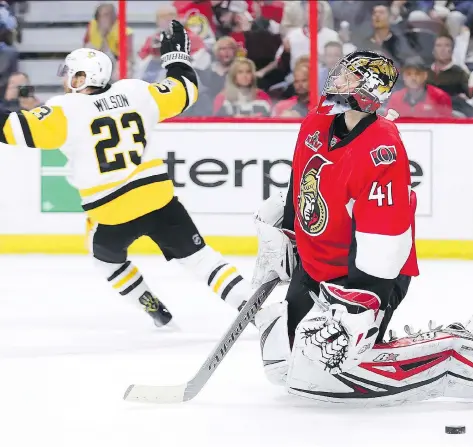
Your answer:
213;57;272;116
388;56;452;118
173;0;217;50
137;4;210;80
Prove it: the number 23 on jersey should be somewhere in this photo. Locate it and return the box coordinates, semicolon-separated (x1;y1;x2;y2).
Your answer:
91;111;146;174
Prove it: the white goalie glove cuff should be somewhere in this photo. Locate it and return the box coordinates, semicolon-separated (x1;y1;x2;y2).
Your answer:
254;190;286;228
252;220;296;288
252;191;297;288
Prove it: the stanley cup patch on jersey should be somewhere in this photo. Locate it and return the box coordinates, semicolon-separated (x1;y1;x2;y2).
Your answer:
305;131;322;152
296;154;332;236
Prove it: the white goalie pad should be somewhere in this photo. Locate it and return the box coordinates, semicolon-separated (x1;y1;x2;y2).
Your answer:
286;324;473;407
255;301;291;386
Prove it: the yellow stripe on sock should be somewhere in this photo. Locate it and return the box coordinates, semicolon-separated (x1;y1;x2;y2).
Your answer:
212;266;237;294
113;266;138;290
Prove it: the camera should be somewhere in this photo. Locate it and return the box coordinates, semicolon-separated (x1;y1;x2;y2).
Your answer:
18;85;35;98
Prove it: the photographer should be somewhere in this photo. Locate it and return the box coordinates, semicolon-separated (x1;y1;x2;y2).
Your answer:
3;72;39;112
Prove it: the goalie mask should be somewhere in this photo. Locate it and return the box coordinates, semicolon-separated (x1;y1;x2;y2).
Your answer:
317;50;398;115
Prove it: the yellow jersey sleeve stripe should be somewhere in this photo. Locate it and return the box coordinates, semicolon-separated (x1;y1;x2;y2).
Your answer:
20;106;68;149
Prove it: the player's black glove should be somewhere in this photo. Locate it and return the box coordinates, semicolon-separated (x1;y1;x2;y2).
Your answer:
160;20;191;68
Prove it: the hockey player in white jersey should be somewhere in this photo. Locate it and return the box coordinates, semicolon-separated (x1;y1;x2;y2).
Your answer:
0;21;252;327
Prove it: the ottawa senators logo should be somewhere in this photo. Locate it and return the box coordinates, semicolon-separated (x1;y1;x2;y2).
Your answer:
370;145;397;167
296;155;332;236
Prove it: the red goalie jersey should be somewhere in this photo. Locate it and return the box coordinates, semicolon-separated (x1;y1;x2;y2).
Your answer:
291;111;419;287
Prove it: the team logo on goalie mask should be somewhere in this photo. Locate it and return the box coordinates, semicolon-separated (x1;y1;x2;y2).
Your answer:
297;154;332;236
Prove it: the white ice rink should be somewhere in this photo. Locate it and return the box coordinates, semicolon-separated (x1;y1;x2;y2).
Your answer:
1;255;473;447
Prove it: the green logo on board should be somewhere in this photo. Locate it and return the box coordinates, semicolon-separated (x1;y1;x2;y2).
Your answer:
41;150;82;212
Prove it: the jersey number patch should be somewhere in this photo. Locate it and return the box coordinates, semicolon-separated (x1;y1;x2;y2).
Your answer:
368;181;393;207
91;112;146;174
30;105;52;121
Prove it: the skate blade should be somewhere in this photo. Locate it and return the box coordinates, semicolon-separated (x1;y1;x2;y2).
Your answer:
154;319;181;332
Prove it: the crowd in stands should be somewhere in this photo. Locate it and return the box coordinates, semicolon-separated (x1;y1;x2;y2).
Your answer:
5;0;473;118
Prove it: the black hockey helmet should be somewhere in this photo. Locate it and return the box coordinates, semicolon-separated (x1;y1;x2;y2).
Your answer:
317;50;399;115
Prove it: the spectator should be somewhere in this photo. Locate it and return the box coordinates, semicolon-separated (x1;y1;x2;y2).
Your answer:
213;57;272;117
0;5;17;99
419;1;473;31
244;14;284;91
329;0;373;31
3;72;40;112
273;61;310;117
279;54;309;98
317;1;340;58
211;0;252;49
318;41;343;94
84;3;134;77
2;0;23;42
277;1;309;79
353;3;415;68
388;56;452;117
427;34;473;115
446;10;473;70
174;0;217;50
199;36;238;99
250;0;281;34
136;5;211;83
185;12;217;51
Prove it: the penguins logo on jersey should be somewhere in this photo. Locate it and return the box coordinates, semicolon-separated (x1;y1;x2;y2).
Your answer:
297;154;332;236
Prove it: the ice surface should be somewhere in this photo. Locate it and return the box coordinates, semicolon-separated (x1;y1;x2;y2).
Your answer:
0;255;472;447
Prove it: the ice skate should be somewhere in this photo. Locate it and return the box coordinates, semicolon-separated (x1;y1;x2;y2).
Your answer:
138;291;173;328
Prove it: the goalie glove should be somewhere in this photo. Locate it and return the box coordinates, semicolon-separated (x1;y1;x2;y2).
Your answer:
252;191;297;288
160;20;191;68
297;283;382;374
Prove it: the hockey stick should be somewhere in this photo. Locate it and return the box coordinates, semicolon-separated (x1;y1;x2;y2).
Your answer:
123;275;281;404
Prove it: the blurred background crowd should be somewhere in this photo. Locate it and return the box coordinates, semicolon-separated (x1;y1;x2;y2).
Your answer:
3;0;473;119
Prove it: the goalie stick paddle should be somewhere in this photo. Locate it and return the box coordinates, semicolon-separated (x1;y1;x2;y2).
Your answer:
123;276;280;404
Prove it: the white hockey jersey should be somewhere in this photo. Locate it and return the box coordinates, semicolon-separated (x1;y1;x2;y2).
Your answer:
1;75;197;225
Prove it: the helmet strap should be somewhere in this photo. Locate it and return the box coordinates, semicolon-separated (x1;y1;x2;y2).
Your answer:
67;74;89;93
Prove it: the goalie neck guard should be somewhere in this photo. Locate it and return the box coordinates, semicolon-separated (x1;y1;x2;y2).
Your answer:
317;50;398;115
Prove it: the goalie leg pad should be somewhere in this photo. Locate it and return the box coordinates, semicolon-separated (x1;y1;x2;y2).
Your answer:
286;325;473;406
177;245;252;310
255;301;291;386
